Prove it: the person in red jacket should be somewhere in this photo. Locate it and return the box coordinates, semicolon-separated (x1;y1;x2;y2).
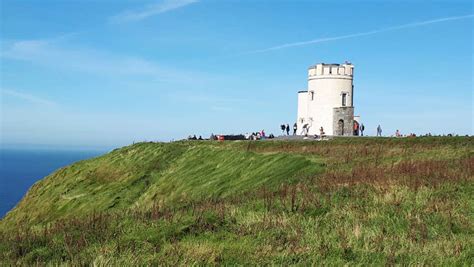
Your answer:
353;121;359;136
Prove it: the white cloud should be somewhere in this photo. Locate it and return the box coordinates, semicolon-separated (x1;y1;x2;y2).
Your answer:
110;0;198;23
1;89;57;107
1;37;206;83
3;39;163;76
245;14;474;54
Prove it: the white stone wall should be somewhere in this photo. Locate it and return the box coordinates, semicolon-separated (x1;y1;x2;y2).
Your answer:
297;91;308;134
297;63;354;136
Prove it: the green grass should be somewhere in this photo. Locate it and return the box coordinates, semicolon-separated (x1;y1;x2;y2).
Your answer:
0;141;323;228
0;137;473;265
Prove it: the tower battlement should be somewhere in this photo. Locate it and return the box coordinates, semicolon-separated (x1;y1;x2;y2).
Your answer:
307;62;353;78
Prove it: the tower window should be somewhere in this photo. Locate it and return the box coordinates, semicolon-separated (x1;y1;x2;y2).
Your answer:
342;93;347;106
310;91;314;101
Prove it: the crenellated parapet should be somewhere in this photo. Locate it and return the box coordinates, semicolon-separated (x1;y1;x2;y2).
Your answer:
307;62;353;79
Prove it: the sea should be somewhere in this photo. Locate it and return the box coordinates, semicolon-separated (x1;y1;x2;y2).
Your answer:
0;148;105;218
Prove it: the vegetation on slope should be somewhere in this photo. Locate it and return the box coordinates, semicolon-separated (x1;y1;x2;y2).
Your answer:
1;137;473;265
1;142;322;228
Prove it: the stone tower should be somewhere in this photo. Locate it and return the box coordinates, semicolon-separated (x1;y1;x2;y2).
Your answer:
297;62;356;136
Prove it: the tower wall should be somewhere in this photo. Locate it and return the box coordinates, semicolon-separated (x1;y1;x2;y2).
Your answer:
304;63;354;135
333;107;354;136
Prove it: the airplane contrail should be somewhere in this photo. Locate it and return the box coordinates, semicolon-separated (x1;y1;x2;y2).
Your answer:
245;14;474;54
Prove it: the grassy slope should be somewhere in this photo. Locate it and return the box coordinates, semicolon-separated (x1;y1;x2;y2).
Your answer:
0;137;473;265
1;141;322;228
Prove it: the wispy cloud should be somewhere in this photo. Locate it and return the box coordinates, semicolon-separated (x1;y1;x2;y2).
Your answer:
1;37;207;83
1;89;57;107
245;14;474;54
110;0;198;23
2;39;164;77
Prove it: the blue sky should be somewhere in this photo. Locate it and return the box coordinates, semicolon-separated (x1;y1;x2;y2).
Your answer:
1;0;473;148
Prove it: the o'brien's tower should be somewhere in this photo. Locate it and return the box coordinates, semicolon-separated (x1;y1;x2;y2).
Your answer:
297;62;359;136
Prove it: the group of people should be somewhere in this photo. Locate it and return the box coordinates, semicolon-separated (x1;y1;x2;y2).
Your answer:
188;125;465;142
280;123;298;136
356;123;383;137
292;122;379;138
313;126;326;139
192;131;277;141
353;123;366;136
300;126;326;139
394;130;416;137
187;134;204;140
245;130;275;140
384;129;459;138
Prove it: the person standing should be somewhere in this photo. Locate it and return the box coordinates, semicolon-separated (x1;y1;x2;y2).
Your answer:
302;124;309;136
280;124;285;135
285;123;290;135
353;122;359;136
293;123;297;135
360;124;365;136
377;125;382;136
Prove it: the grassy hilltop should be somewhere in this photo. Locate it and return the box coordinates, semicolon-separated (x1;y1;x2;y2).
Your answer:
1;137;473;265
